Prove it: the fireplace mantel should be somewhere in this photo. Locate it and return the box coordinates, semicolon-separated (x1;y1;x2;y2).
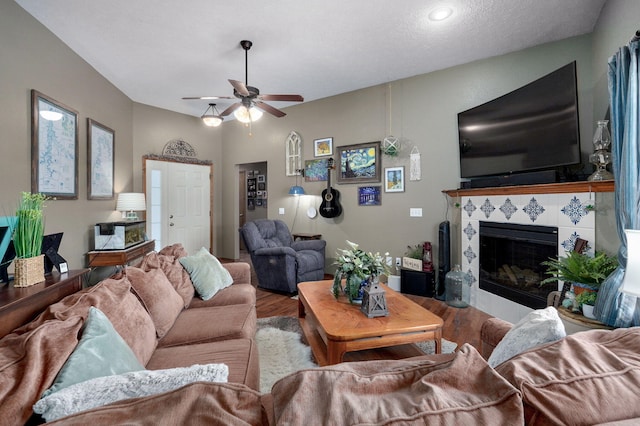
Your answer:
443;180;614;197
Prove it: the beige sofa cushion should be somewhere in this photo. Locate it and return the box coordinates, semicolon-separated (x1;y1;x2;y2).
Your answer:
139;250;194;308
45;382;264;426
270;344;523;424
126;266;184;338
158;304;256;348
146;338;260;391
496;327;640;425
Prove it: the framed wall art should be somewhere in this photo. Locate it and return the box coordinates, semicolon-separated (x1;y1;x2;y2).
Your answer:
384;166;404;193
358;186;381;206
314;137;333;157
337;141;381;184
304;159;328;182
87;118;115;199
31;90;79;199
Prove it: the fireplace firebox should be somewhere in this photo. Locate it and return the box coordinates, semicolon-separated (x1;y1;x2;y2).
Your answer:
479;222;558;309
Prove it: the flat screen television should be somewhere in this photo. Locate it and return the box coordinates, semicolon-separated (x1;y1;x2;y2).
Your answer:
458;61;581;184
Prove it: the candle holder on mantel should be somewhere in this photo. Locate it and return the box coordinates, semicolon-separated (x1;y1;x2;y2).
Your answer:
588;120;614;181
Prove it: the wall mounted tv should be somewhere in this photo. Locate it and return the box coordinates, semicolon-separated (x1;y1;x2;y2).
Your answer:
458;61;581;187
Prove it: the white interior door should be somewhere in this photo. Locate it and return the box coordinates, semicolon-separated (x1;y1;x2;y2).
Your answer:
145;159;211;254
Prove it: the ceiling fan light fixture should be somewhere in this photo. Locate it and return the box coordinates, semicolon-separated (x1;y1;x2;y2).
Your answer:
234;105;263;123
428;6;453;21
201;103;223;127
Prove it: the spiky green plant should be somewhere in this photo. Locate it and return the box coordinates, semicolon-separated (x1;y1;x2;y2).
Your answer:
14;192;47;259
540;250;618;289
575;290;597;307
332;241;389;302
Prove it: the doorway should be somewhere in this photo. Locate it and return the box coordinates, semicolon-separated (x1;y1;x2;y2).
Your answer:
237;161;267;253
143;158;213;254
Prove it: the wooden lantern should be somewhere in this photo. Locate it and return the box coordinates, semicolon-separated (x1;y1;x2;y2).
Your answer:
361;281;389;318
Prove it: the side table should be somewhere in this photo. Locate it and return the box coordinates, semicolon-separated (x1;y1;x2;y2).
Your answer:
86;240;155;268
0;269;89;339
292;233;322;241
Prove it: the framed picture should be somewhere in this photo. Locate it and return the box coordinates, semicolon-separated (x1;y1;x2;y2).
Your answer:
358;186;382;206
337;141;381;184
384;166;405;193
314;137;333;157
31;90;79;199
87;118;115;199
247;199;255;210
257;175;265;183
304;159;328;182
257;182;266;190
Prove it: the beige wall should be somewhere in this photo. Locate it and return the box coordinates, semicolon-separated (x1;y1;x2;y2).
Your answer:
219;36;598;267
132;103;224;253
0;1;133;270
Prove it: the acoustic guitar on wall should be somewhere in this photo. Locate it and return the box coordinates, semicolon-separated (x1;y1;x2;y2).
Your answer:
319;158;342;218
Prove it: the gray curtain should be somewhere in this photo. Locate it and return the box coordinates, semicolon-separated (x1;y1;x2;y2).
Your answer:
595;37;640;327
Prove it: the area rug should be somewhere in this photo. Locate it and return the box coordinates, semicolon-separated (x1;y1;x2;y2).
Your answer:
256;316;457;393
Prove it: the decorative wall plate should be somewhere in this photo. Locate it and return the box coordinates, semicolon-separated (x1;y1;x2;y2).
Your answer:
307;206;317;218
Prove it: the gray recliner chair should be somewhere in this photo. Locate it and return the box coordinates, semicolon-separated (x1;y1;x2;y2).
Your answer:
239;219;326;293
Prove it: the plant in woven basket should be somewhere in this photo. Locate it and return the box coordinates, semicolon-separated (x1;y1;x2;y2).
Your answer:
14;192;47;259
332;241;389;303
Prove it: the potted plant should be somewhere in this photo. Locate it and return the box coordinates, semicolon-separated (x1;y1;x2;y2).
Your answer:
540;250;618;294
332;241;389;303
13;192;47;287
575;291;598;319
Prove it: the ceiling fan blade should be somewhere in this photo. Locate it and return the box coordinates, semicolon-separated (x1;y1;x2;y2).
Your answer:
229;80;250;97
220;103;242;116
182;96;234;100
254;101;286;118
258;94;304;102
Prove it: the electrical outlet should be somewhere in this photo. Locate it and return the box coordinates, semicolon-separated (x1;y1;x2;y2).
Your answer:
386;256;393;267
409;208;423;217
395;257;401;267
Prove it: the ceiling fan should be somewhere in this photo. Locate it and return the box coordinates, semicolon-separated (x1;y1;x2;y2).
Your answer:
183;40;304;123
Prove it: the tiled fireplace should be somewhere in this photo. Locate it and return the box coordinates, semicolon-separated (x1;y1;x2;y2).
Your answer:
459;189;596;323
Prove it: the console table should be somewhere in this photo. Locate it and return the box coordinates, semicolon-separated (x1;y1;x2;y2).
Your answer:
0;269;89;339
86;240;155;268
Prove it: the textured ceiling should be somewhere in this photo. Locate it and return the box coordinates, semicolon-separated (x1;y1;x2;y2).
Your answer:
15;0;606;119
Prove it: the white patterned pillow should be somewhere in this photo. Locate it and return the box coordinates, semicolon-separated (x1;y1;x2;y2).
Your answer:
33;363;228;422
488;307;566;368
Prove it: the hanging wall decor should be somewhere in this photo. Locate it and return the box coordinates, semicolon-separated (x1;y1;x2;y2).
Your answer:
409;146;421;181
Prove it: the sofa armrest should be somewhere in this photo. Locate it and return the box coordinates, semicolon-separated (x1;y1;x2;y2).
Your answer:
480;317;513;359
223;262;251;286
254;246;297;257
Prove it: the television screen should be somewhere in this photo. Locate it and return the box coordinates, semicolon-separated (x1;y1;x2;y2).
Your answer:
458;61;580;179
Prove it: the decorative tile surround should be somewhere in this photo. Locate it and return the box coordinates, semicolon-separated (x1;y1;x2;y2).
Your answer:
461;192;596;323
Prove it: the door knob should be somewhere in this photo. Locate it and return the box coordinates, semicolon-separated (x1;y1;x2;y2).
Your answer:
169;222;174;227
169;215;174;219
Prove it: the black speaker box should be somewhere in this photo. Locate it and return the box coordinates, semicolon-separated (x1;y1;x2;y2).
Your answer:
400;269;434;297
437;220;450;299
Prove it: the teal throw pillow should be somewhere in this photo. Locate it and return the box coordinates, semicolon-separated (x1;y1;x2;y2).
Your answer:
179;247;233;300
42;306;145;398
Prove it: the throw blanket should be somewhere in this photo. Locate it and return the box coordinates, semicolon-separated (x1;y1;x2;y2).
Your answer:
34;363;229;422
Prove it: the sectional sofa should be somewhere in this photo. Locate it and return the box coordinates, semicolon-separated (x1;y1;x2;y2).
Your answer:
0;243;259;424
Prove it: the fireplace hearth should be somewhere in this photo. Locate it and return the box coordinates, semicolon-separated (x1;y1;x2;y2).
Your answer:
479;222;558;309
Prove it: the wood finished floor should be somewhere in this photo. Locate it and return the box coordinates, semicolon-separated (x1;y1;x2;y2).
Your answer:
229;252;493;357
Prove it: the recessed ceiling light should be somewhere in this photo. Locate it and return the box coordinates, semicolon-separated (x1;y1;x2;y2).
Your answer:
428;7;453;21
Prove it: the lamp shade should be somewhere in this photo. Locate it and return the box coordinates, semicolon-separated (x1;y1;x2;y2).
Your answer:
116;193;146;212
288;185;305;196
620;229;640;297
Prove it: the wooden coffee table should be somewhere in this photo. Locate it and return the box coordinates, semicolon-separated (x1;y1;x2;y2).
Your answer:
298;280;444;366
